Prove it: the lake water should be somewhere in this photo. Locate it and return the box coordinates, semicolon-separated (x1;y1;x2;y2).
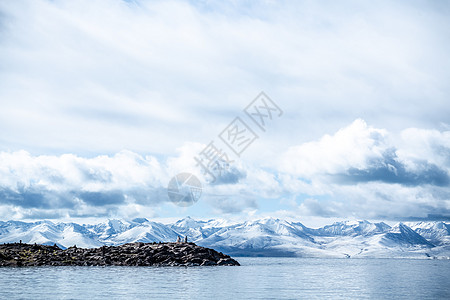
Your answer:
1;257;449;299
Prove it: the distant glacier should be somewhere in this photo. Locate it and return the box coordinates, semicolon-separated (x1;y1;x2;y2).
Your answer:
1;217;449;259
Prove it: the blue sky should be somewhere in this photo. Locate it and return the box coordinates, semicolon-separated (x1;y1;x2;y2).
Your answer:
0;0;449;225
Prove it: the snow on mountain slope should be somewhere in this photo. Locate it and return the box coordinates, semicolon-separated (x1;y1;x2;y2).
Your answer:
87;219;131;239
86;219;181;245
58;223;103;248
103;223;178;245
405;221;450;245
313;220;391;236
195;218;320;257
171;217;230;242
0;218;449;258
0;221;60;246
0;221;100;249
317;223;436;259
0;219;180;249
381;223;434;247
171;216;206;229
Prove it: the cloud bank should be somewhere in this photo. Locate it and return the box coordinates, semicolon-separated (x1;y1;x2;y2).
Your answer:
279;120;450;220
0;120;448;221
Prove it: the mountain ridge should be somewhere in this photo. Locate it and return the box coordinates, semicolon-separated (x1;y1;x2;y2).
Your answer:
1;217;449;259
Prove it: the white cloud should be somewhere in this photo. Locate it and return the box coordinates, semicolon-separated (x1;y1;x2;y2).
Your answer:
276;119;450;219
0;150;164;192
0;144;278;218
279;119;450;179
0;119;449;221
0;1;449;221
397;128;450;170
1;0;449;156
0;150;168;219
280;119;388;176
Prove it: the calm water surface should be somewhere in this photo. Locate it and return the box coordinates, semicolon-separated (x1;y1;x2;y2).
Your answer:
1;257;449;299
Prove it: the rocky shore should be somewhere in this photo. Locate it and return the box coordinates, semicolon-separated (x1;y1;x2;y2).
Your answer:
0;242;240;267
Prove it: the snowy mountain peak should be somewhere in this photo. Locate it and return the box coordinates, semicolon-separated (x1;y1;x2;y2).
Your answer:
406;221;449;231
172;216;206;229
382;223;434;247
315;220;390;236
405;221;450;245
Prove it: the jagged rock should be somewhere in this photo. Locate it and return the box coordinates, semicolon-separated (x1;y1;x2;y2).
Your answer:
0;242;239;267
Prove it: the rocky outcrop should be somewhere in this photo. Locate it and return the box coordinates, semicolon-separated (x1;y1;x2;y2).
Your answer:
0;242;240;267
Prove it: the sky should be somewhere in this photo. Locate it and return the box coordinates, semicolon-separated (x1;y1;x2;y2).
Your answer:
0;0;449;225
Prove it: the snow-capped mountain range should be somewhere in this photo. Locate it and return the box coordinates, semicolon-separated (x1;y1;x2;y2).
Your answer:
1;217;449;259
